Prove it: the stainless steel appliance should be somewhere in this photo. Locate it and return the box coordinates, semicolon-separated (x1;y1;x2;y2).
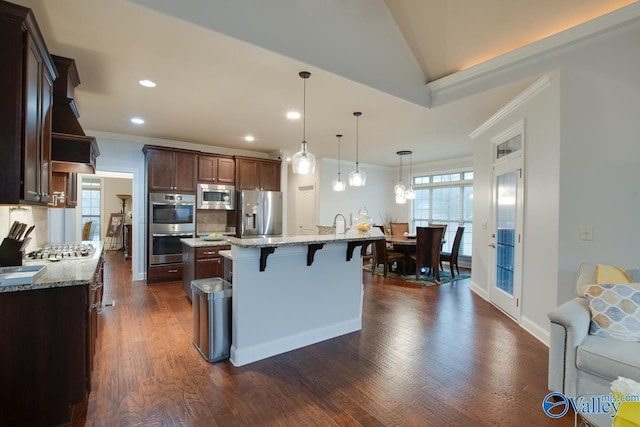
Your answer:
149;193;196;233
149;231;194;265
238;190;282;238
149;193;196;265
197;183;235;210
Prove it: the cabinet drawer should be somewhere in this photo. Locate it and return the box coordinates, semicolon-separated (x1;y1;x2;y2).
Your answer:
147;264;183;284
196;245;230;259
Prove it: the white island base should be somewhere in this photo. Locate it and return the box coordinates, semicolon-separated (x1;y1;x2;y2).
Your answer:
229;231;381;367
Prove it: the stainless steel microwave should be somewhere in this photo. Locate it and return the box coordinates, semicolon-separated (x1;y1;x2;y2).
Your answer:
197;183;235;210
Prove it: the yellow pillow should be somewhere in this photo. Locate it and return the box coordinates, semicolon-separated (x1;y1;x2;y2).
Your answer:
596;264;631;284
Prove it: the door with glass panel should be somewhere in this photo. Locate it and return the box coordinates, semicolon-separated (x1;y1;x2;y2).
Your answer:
490;137;524;320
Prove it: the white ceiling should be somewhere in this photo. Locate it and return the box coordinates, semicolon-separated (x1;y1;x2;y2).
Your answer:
12;0;637;167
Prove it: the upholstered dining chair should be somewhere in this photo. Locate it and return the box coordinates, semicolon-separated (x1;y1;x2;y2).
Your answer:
409;226;445;282
440;226;465;277
372;226;405;277
389;222;409;236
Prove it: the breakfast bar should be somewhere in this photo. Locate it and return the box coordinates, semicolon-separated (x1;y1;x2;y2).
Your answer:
227;228;384;366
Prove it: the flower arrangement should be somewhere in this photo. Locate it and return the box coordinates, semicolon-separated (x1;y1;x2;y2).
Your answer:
611;376;640;427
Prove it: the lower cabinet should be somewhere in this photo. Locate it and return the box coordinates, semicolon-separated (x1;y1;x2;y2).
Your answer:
0;254;103;426
147;264;183;285
182;244;230;300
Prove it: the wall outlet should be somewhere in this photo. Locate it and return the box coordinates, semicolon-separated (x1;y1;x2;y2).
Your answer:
579;226;593;241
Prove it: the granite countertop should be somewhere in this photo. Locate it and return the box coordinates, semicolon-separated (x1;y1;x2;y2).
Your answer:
228;228;384;249
0;241;104;293
218;249;232;259
181;237;232;248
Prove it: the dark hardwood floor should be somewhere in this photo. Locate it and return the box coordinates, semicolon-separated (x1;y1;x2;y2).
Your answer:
73;251;573;426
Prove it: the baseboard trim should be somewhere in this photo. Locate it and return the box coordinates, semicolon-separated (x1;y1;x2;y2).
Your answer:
230;317;362;367
469;280;489;301
520;315;550;347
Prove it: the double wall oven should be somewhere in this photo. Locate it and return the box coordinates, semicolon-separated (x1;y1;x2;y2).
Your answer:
148;193;195;266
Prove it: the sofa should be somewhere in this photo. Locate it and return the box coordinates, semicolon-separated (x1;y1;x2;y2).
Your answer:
548;264;640;397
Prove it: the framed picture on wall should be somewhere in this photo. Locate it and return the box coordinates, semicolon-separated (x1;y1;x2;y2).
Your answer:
106;213;124;237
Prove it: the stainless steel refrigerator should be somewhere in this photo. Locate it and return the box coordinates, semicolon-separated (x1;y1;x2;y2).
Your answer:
237;190;283;238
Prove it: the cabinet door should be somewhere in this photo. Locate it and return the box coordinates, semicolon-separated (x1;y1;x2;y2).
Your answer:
147;149;174;191
236;158;260;190
198;155;217;183
173;152;196;192
196;257;222;279
23;33;43;203
66;173;78;208
260;161;280;191
217;157;235;184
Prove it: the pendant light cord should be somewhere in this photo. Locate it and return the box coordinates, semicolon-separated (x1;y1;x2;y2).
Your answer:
337;134;342;178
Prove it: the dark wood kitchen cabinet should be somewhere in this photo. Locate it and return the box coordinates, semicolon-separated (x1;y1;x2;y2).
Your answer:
0;252;104;426
236;157;281;191
182;244;230;300
198;155;235;184
50;171;78;208
144;146;197;193
0;2;56;205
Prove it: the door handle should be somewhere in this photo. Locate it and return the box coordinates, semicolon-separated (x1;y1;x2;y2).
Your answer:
488;243;496;248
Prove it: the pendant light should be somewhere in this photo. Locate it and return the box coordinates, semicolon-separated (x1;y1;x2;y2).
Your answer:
291;71;316;174
332;134;346;192
349;112;366;186
405;151;416;200
395;151;410;204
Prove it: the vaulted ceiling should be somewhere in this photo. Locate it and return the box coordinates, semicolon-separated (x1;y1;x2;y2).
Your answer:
13;0;639;166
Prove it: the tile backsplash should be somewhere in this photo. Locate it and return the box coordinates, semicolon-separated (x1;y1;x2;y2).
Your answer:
196;210;235;234
0;206;48;253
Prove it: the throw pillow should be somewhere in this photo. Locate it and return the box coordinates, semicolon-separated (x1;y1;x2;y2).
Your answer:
596;264;631;284
584;283;640;342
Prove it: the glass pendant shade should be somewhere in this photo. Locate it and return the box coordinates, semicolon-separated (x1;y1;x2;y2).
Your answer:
405;186;416;200
349;112;366;187
332;178;346;192
292;142;315;174
292;71;315;174
394;183;406;196
349;169;366;186
395;193;407;204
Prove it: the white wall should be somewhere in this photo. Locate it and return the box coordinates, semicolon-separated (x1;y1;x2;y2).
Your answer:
471;25;640;344
317;158;404;228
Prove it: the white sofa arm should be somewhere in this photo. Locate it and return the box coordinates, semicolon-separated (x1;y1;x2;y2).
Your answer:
547;297;591;396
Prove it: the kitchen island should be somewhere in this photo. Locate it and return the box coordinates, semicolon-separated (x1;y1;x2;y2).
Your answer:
227;228;383;367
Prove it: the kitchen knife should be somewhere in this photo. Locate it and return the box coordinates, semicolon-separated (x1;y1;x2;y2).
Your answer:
7;221;19;239
16;223;27;240
22;225;35;241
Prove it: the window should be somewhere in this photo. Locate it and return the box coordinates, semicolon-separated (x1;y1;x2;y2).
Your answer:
411;171;473;256
81;178;101;241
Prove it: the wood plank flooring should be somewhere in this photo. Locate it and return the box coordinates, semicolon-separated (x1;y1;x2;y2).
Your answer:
73;251;574;426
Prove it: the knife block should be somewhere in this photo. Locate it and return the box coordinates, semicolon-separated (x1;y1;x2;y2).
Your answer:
0;238;23;267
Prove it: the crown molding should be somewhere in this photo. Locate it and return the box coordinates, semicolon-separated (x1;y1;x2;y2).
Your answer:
427;3;640;101
469;75;551;140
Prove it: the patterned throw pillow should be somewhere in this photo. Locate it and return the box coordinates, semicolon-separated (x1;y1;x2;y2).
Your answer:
585;284;640;342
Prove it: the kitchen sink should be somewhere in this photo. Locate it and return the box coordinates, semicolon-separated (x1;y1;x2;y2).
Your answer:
0;264;46;286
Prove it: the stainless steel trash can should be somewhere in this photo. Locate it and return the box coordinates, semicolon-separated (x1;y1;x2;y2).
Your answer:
191;277;232;362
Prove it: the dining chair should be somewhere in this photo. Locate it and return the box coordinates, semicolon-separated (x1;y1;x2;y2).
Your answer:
389;222;409;236
409;226;445;282
82;221;93;241
440;226;465;277
372;225;405;277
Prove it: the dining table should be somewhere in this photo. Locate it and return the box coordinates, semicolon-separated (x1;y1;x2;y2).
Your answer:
385;235;446;278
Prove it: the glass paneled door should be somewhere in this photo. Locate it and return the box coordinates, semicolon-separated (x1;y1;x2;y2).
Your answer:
490;156;523;320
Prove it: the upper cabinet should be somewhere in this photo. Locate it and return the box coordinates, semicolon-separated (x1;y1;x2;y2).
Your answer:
0;2;57;205
144;146;197;193
198;155;235;185
236;157;281;191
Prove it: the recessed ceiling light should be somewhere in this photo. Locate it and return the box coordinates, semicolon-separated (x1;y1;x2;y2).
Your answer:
286;157;292;162
287;111;301;120
131;117;145;125
244;135;255;142
139;79;156;88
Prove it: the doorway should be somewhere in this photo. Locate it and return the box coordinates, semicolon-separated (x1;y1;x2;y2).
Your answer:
295;184;316;235
489;124;524;320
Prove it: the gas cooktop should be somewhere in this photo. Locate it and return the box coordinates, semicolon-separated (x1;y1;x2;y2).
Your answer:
26;243;96;261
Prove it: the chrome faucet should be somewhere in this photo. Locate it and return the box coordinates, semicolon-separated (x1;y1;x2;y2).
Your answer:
332;213;346;234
